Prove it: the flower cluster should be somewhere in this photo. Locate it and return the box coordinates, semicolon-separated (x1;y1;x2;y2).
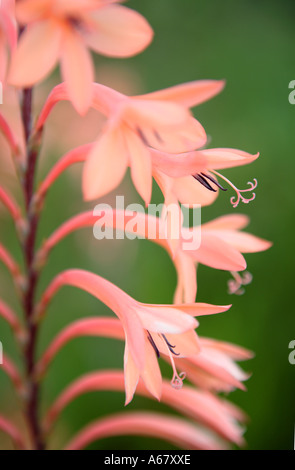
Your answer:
0;0;271;450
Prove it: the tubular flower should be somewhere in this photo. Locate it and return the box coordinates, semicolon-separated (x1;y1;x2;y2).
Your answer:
152;146;260;213
114;210;270;303
165;212;271;302
38;209;271;303
58;209;270;303
8;0;154;113
35;80;225;204
0;0;17;83
64;411;233;450
37;269;230;403
174;337;254;392
44;371;246;447
36;317;252;402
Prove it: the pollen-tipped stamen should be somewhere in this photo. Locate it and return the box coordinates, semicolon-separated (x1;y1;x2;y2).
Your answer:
200;173;227;191
162;334;180;356
192;173;217;192
160;336;186;390
147;331;160;358
137;127;150;146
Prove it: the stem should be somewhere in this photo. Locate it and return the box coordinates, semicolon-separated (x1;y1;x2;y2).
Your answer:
21;87;44;450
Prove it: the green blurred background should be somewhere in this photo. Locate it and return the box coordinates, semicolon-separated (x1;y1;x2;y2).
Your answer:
0;0;295;450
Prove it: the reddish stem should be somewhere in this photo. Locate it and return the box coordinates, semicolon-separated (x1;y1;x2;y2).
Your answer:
21;87;44;450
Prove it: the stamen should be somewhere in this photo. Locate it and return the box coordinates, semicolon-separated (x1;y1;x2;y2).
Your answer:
68;17;86;33
228;271;253;295
162;334;180;356
192;173;217;192
210;170;257;208
160;335;186;390
200;173;227;191
136;127;150;146
147;331;160;358
153;129;164;143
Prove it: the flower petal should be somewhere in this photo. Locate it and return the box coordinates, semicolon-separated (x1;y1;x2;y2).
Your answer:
126;99;190;128
16;0;51;23
53;0;118;16
210;230;272;254
125;128;152;205
192;232;247;271
142;80;225;108
83;126;128;201
124;341;140;405
201;148;259;170
173;303;231;317
8;20;61;87
150;117;207;154
137;304;198;334
140;338;162;401
65;411;226;450
200;338;254;361
60;26;94;114
0;8;17;50
151;149;207;178
173;175;219;207
173;252;197;304
202;214;250;231
83;5;153;57
92;82;126;115
0;39;8;82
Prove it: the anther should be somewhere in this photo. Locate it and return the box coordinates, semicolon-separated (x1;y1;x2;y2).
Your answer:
137;127;150;146
162;334;180;356
192;173;216;192
153;129;164;143
200;172;227;191
147;331;160;358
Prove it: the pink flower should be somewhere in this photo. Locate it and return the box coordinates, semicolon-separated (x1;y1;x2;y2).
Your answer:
8;0;153;113
35;80;225;203
175;337;254;392
37;319;248;447
152;146;260;211
162;212;271;302
36;316;251;400
151;147;259;252
175;213;272;301
0;0;17;83
38;209;271;304
45;371;245;448
81;81;225;204
37;269;230;403
65;411;229;450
